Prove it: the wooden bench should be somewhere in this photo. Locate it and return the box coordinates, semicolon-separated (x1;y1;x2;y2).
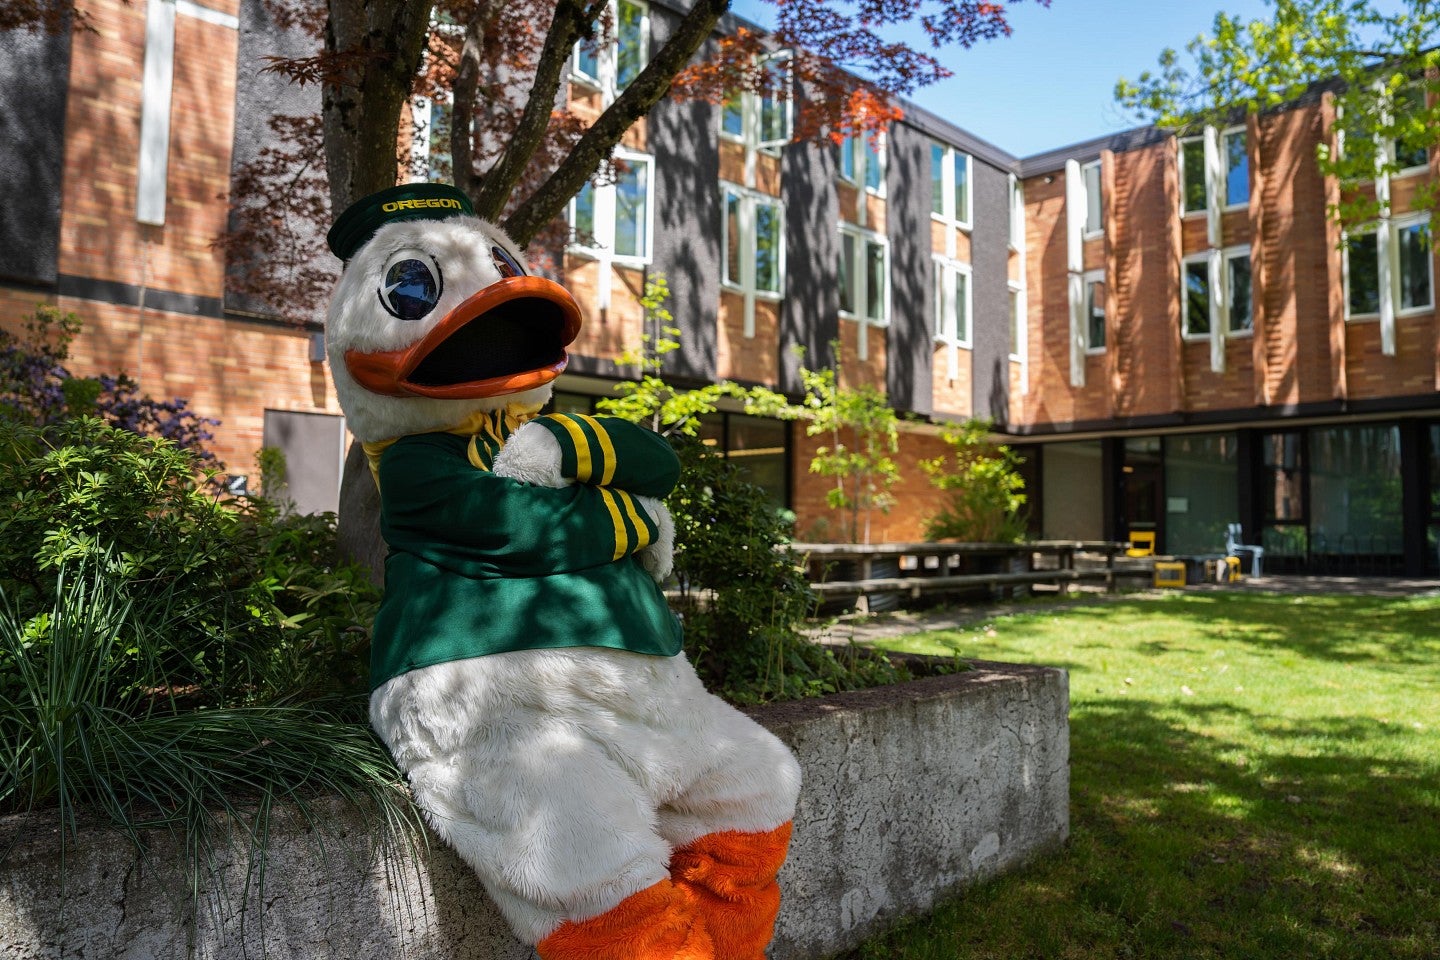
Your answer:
790;540;1131;611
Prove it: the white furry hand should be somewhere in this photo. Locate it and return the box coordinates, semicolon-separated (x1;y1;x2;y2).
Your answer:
634;495;675;584
492;421;568;487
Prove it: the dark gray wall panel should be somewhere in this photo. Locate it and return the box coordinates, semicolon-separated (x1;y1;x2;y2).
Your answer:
0;27;71;286
780;135;838;395
886;121;933;417
971;157;1012;426
226;0;331;322
650;9;720;382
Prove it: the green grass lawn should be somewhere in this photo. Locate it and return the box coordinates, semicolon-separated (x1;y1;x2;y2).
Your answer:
846;592;1440;960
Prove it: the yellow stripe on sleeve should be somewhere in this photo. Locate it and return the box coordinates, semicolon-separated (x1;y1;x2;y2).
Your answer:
576;414;617;486
614;489;652;551
553;414;594;483
598;488;629;561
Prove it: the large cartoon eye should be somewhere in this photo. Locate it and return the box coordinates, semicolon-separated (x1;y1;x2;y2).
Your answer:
491;246;527;278
378;249;443;321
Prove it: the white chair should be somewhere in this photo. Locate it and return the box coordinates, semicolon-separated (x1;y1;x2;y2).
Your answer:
1225;523;1264;577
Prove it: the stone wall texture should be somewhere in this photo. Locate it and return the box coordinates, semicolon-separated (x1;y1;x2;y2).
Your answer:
0;661;1069;960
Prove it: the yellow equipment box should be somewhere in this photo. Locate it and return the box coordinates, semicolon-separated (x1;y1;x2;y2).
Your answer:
1154;561;1186;588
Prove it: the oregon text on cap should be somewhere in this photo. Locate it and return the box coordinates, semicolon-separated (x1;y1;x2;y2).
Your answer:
381;197;465;213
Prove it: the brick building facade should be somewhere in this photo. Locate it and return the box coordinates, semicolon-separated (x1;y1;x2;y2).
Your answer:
2;0;1437;572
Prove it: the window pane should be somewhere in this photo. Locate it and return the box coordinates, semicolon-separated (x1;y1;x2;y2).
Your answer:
954;152;970;223
1185;261;1210;335
573;183;596;243
616;0;645;90
1310;425;1403;563
931;144;944;215
955;270;969;342
864;138;883;192
1262;432;1304;522
932;261;944;338
724;191;741;286
1224;130;1249;206
1397;221;1433;310
721;94;743;138
1009;289;1022;355
726;414;788;509
839;233;855;314
575;41;599;81
1083;162;1102;233
1182;139;1207;213
426;99;452;181
1086;279;1106;348
1392;85;1430;169
1347;232;1380;315
614;161;648;258
1430;423;1440;517
839;136;855;182
1228;254;1252;332
865;241;886;320
755;202;781;293
1164;432;1239;555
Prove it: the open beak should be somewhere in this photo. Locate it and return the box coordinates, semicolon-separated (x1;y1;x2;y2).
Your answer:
344;276;582;400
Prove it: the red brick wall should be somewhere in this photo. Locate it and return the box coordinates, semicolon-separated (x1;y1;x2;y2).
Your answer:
790;427;951;543
59;0;238;298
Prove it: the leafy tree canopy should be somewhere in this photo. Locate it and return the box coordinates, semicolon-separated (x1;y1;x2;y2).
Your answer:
1116;0;1440;225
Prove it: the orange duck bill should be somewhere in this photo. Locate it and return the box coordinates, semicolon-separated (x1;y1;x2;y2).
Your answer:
345;275;583;400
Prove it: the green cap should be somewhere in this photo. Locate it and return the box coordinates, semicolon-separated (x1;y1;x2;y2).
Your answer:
327;183;475;261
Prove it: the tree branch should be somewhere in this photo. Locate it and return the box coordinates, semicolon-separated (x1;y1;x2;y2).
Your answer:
468;0;601;220
451;13;486;197
503;0;731;246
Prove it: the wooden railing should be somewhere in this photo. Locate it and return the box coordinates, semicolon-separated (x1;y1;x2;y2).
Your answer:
789;540;1131;607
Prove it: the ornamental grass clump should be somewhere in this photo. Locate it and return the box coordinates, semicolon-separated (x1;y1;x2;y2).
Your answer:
0;415;416;895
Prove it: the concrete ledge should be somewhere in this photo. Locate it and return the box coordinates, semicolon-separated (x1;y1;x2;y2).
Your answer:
0;661;1069;959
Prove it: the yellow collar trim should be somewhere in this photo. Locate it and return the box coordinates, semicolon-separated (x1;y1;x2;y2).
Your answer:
360;401;544;490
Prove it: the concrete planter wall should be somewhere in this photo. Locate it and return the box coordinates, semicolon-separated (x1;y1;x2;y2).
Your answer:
0;661;1068;960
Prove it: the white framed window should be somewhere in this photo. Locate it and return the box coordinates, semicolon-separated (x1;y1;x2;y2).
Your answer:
1222;127;1249;208
723;184;785;338
1082;269;1105;352
1081;159;1103;237
838;133;886;196
930;142;971;228
931;256;971;347
1181;246;1253;341
1008;173;1024;250
410;95;461;182
839;223;889;360
572;0;648;102
723;187;784;295
720;52;792;152
1225;246;1253;334
1390;84;1432;174
568;150;655;263
1182;252;1213;340
1344;215;1434;319
1180;135;1207;216
1008;280;1025;360
1183;126;1250;214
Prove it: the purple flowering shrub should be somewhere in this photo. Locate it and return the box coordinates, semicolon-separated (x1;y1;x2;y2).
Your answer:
0;305;221;463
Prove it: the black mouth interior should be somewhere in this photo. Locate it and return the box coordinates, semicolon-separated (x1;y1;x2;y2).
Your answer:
407;298;566;387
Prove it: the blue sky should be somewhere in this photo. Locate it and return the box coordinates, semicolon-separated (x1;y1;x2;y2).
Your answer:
726;0;1292;157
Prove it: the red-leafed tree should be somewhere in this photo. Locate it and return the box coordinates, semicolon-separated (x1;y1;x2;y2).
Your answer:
8;0;1049;572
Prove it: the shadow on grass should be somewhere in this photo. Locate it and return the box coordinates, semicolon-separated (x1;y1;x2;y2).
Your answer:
849;702;1438;959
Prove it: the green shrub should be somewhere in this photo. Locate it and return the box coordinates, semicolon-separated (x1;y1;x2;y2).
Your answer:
921;418;1029;543
669;436;915;703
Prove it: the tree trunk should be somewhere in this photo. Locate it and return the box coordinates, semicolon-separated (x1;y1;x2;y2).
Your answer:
325;0;433;580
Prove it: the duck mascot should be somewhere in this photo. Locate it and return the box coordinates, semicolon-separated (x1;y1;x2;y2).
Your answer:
323;183;801;960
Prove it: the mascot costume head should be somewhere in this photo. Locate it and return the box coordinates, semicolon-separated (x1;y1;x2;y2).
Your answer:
325;183;801;960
